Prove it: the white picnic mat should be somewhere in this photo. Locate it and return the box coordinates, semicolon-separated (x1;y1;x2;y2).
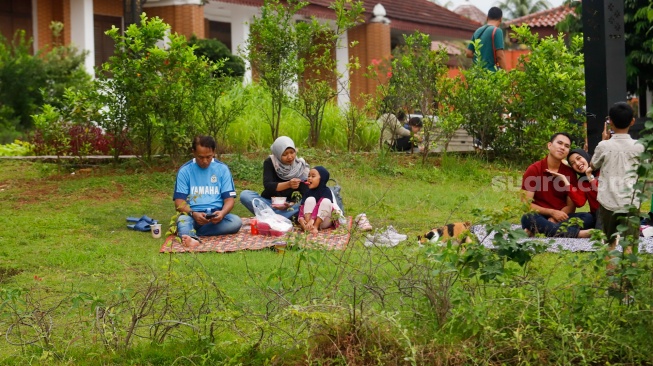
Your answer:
471;224;653;253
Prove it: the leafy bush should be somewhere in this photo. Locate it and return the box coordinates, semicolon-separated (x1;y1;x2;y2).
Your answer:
188;35;245;78
0;26;91;139
501;26;585;160
0;140;33;156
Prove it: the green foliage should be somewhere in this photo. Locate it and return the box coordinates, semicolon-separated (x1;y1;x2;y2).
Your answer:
451;40;510;153
625;0;653;93
501;26;585;160
245;0;308;140
444;27;585;160
188;35;245;78
196;77;248;150
291;0;364;147
101;14;218;163
0;140;33;156
0;26;91;140
390;32;459;163
494;0;551;20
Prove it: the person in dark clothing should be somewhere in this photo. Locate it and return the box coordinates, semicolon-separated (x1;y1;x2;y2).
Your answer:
240;136;309;219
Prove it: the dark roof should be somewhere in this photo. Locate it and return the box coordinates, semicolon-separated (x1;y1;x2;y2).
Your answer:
504;5;576;28
214;0;480;39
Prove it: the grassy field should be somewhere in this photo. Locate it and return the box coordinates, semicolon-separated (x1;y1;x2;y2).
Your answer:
0;152;521;277
1;152;650;365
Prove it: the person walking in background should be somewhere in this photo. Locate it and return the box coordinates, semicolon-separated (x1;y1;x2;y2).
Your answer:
466;7;507;72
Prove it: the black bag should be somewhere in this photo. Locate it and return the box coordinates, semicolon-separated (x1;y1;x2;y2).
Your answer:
327;178;345;216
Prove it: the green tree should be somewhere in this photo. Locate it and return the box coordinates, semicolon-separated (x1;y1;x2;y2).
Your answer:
389;32;456;163
245;0;308;141
558;0;653;115
292;0;364;147
101;14;218;162
625;0;653;112
500;25;585;160
494;0;550;20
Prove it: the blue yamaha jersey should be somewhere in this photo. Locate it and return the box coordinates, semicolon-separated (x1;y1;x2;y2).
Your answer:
173;158;237;212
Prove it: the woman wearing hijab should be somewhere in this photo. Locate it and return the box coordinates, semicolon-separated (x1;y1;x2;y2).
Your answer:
547;148;600;229
298;166;343;235
240;136;310;219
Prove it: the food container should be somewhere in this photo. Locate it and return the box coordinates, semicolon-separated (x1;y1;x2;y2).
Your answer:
271;196;287;209
256;221;286;237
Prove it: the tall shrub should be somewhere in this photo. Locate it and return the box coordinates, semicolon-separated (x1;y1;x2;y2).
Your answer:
502;26;585;160
100;14;218;162
451;40;510;154
188;36;245;78
0;25;90;142
292;0;364;147
390;32;458;163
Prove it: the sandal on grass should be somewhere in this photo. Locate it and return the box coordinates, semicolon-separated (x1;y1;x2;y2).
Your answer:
126;215;156;224
127;218;152;232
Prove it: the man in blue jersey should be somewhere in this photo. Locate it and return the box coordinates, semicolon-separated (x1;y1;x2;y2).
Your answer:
465;7;507;72
173;136;242;247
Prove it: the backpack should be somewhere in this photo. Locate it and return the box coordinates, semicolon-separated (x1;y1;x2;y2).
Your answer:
327;178;345;216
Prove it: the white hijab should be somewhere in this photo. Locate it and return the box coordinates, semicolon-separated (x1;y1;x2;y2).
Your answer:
269;136;309;181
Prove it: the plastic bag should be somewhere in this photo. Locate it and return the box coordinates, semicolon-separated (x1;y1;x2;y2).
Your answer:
253;198;293;235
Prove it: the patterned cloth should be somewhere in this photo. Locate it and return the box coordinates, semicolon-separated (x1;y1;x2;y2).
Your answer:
472;224;653;253
160;217;353;253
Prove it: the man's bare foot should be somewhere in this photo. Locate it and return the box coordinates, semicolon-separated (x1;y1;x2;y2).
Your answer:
181;235;200;247
577;229;591;238
524;228;534;237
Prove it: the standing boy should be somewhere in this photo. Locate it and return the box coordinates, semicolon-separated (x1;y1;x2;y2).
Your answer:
590;102;644;248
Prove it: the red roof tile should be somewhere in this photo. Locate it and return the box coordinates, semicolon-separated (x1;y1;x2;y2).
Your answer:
504;5;576;28
212;0;480;38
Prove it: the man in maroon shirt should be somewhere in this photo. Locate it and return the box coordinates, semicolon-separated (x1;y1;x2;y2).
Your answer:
520;132;594;238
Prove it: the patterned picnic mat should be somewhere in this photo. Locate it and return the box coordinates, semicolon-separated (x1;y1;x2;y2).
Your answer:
160;216;353;253
472;224;653;253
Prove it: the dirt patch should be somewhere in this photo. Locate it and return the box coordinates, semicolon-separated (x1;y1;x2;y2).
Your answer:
78;181;126;201
13;183;61;208
0;267;23;283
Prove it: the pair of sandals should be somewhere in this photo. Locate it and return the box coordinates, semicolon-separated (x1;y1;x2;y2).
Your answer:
126;215;157;232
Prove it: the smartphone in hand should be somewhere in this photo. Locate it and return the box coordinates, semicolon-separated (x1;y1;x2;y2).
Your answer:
205;212;217;219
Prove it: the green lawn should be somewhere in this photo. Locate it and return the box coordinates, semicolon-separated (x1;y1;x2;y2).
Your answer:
0;153;650;365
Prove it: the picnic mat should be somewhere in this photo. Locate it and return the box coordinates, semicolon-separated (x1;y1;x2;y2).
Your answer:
160;216;353;253
472;224;653;253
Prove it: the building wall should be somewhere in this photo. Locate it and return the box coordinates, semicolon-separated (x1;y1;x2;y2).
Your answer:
36;0;63;49
146;4;204;39
93;0;122;17
348;22;391;108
